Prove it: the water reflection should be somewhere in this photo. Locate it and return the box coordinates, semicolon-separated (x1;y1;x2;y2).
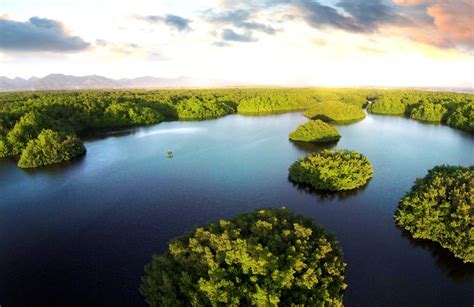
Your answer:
289;180;368;201
399;229;474;283
289;140;337;154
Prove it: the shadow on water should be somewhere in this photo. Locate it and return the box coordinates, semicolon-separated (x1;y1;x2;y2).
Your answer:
80;126;141;141
19;154;87;176
289;140;337;154
399;228;474;283
288;179;369;201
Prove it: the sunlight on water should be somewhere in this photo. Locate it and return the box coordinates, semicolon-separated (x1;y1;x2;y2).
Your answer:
135;127;206;138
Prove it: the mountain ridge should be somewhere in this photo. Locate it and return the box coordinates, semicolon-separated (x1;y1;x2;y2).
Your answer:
0;74;242;91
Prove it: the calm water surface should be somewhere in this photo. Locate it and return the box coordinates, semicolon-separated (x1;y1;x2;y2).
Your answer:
0;112;473;306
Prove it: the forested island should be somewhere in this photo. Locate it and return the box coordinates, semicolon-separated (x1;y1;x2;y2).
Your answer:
289;120;341;143
395;165;473;263
304;101;366;124
140;208;346;306
0;88;472;168
288;149;374;191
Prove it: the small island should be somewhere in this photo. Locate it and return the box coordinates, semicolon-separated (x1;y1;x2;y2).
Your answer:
289;120;341;143
289;149;373;191
304;101;366;124
395;165;473;263
140;208;346;306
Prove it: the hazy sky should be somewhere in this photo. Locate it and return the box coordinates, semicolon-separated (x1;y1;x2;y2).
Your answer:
0;0;473;87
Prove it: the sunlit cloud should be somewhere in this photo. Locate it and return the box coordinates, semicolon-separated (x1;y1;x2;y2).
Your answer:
0;0;471;88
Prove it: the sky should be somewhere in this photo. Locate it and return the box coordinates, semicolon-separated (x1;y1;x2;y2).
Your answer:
0;0;473;88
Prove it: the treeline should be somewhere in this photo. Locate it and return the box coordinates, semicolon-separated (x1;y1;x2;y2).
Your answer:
0;88;472;168
367;90;473;132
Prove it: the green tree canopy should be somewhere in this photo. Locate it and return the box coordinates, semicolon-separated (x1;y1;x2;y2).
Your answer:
17;129;86;168
140;208;347;306
304;101;366;124
289;149;374;191
409;101;447;122
289;120;341;143
395;165;473;263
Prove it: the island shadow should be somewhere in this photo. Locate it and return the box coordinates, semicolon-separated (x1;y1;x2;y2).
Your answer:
289;140;338;154
288;179;369;201
398;227;474;283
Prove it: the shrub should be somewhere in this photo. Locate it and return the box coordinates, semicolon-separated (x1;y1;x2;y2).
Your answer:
140;208;346;306
289;149;373;191
289;120;341;143
395;165;473;263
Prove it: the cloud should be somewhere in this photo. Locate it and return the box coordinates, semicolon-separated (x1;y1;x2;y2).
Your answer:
337;0;412;31
391;0;473;51
136;14;192;31
0;17;90;52
212;41;231;47
393;0;433;6
204;9;279;35
425;1;473;49
221;28;256;42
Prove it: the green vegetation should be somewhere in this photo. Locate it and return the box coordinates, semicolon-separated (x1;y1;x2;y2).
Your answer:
0;88;471;168
409;101;447;122
289;149;373;191
367;90;473;132
176;97;235;119
140;208;346;306
304;101;366;124
289;120;341;143
17;129;85;168
395;165;473;263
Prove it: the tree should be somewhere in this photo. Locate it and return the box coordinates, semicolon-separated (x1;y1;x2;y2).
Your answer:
289;120;341;143
140;208;346;306
17;129;86;168
409;101;447;122
304;101;366;124
289;149;373;191
395;165;473;263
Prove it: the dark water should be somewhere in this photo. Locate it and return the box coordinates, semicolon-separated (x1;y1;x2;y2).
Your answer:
1;113;473;306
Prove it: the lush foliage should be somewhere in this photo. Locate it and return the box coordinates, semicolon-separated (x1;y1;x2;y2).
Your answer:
176;97;235;119
367;90;473;131
289;120;341;143
17;129;85;168
304;101;366;123
394;165;473;263
289;149;373;191
0;88;471;168
140;208;346;306
409;101;447;122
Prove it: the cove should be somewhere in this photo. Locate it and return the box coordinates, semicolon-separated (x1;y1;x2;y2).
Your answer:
0;112;473;306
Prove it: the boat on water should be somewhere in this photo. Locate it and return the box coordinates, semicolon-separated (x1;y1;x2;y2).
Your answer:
166;150;173;158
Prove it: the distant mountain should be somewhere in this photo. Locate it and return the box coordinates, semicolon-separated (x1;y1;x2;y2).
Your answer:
0;74;242;91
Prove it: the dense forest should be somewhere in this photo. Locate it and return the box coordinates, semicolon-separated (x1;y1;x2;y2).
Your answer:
288;149;374;191
289;119;341;143
395;165;473;263
140;208;346;306
304;101;366;123
367;90;473;131
0;88;472;168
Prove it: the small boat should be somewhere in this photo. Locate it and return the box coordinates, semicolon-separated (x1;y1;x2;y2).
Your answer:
166;150;173;158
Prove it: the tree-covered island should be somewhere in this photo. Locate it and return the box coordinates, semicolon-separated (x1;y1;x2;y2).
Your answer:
289;149;374;191
140;208;347;306
304;101;366;124
395;165;473;263
289;120;341;143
